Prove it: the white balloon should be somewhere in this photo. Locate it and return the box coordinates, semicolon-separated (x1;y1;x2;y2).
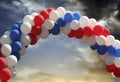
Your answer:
0;35;11;45
6;55;17;67
20;34;31;46
21;22;32;35
4;31;10;35
23;15;34;25
19;46;26;55
114;58;120;68
87;36;96;46
104;55;115;65
70;20;79;30
90;18;97;27
115;78;120;82
31;12;39;17
60;24;71;35
96;35;106;45
8;67;17;78
79;16;90;28
56;7;66;17
80;35;88;44
49;10;60;21
1;44;12;56
38;27;49;39
113;40;120;48
99;52;108;61
105;35;115;46
44;19;54;30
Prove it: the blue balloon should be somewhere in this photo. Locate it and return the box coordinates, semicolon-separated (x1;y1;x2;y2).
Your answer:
64;11;74;23
11;24;19;30
49;23;60;35
15;21;23;31
97;45;108;55
11;41;22;52
57;18;66;27
107;45;116;56
90;43;99;50
12;52;21;61
10;30;21;42
115;48;120;57
73;12;81;20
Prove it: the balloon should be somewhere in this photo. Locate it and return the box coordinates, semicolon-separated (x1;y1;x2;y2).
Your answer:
106;64;116;73
68;29;76;38
114;58;120;68
105;35;115;46
31;25;42;36
90;18;97;27
40;10;49;19
64;11;74;23
113;68;120;77
8;67;16;78
115;78;120;82
11;41;22;52
23;15;34;25
56;7;66;17
70;20;79;30
96;35;106;45
93;25;104;36
29;34;37;45
105;55;115;65
6;55;17;67
4;31;10;36
90;43;99;50
0;35;11;45
44;19;54;30
79;35;88;44
107;45;116;56
49;10;60;22
10;30;21;42
38;27;49;39
73;12;81;20
0;57;6;70
57;17;66;27
11;52;21;61
97;45;107;55
83;26;93;37
86;36;96;46
19;46;26;55
1;44;12;56
34;15;44;26
113;40;120;48
102;28;110;37
0;68;12;81
115;48;120;57
21;22;32;35
75;28;84;39
49;24;60;35
11;24;19;30
79;16;90;28
31;12;39;18
47;8;54;13
60;24;71;35
15;21;23;30
99;52;108;61
20;34;31;46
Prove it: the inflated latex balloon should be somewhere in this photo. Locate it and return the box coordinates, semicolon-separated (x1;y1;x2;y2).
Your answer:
113;40;120;48
31;12;39;18
5;55;17;67
0;68;12;81
0;35;11;45
29;34;37;45
99;52;108;61
60;24;71;35
113;68;120;77
74;28;83;39
96;35;106;45
1;44;12;56
105;55;115;65
21;22;32;35
79;35;88;44
70;20;79;30
115;78;120;82
19;46;26;55
93;25;104;36
4;31;10;36
12;52;21;61
115;48;120;57
44;19;54;30
73;12;81;20
0;57;7;70
86;36;96;46
49;10;60;22
8;67;16;78
20;34;31;46
31;25;42;36
11;41;22;52
57;17;66;27
103;28;110;37
56;7;66;17
64;11;74;23
40;10;49;19
79;16;90;28
105;35;115;46
97;45;107;55
38;27;49;39
114;58;120;68
23;15;34;25
90;18;97;27
83;26;93;37
49;24;60;35
10;30;21;42
106;64;116;73
34;15;44;26
107;45;116;56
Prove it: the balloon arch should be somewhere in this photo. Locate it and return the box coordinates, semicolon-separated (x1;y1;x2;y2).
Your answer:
0;7;120;82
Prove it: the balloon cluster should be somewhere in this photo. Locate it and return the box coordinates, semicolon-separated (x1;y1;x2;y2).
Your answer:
0;7;120;82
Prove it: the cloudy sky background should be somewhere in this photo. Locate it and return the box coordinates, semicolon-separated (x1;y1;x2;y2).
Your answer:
0;0;119;82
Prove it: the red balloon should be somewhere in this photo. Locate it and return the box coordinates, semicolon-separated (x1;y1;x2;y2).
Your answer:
0;68;12;81
34;15;44;26
68;29;76;38
40;10;49;19
29;34;37;45
102;28;110;37
47;8;54;13
0;44;3;57
93;25;104;36
0;57;6;70
113;68;120;77
75;28;84;39
2;80;10;82
106;64;116;73
31;25;42;36
83;26;93;37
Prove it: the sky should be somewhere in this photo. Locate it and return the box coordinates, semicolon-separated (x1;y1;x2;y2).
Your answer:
0;0;119;82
